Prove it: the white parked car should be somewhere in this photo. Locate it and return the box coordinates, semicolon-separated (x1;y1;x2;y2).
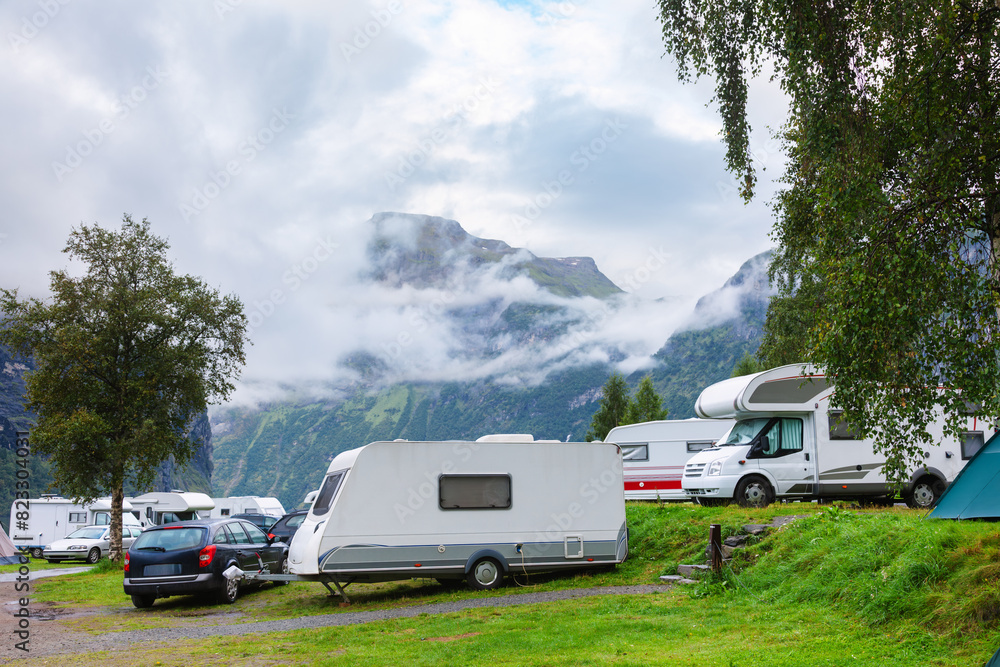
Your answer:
43;525;142;564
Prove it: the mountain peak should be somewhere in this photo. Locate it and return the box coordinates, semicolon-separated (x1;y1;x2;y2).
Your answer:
365;212;621;299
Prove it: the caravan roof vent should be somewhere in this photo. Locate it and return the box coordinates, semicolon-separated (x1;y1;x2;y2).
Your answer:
476;434;535;443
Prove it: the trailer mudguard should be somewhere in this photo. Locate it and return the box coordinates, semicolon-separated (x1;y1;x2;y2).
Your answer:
465;549;509;574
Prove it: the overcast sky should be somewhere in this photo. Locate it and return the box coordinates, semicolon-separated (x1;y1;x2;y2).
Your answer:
0;0;787;402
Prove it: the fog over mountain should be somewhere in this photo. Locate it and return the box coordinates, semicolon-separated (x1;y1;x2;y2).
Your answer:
236;212;727;403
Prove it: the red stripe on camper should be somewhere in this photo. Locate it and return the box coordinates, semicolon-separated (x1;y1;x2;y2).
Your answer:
624;480;682;491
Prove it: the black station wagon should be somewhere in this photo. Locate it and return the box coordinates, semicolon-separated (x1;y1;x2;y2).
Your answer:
123;518;288;608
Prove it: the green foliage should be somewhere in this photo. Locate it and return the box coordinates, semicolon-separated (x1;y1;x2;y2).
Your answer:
0;215;247;557
730;353;764;378
657;0;1000;481
585;372;631;441
624;375;669;424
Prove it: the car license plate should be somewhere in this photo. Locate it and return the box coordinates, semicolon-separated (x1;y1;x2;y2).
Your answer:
143;563;182;576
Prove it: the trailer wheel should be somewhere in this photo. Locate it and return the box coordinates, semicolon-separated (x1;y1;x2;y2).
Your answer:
735;476;774;508
86;547;101;564
30;548;43;559
467;557;503;591
131;594;155;609
906;477;945;509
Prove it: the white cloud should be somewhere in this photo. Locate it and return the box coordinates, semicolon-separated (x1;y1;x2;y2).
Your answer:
0;0;789;405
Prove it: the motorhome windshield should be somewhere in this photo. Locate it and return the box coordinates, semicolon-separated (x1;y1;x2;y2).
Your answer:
721;419;772;445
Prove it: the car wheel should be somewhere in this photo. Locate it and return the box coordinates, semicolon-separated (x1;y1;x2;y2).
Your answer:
735;475;774;508
86;547;101;564
273;556;289;586
466;557;503;591
131;594;155;609
217;569;240;604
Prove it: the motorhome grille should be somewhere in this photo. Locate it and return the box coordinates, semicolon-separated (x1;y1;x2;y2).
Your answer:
684;462;707;477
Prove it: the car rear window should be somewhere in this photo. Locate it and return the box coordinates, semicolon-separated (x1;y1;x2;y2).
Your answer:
132;527;206;551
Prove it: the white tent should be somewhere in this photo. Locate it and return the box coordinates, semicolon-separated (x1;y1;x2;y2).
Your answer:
0;522;21;565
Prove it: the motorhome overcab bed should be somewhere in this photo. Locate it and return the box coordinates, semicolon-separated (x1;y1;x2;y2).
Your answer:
683;364;994;508
272;436;628;597
605;419;735;500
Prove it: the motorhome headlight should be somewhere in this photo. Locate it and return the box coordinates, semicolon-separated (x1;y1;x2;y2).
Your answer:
707;460;723;476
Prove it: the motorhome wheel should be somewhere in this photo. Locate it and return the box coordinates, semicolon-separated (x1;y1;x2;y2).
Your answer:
467;557;503;590
735;476;774;508
86;547;101;564
906;477;945;509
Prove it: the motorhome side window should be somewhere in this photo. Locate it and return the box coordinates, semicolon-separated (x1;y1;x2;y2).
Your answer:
828;410;859;440
69;512;87;523
757;418;804;457
961;432;985;460
439;475;512;510
311;469;347;517
687;441;714;453
621;445;648;461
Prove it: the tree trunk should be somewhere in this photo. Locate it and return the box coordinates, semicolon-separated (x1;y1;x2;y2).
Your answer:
108;484;124;563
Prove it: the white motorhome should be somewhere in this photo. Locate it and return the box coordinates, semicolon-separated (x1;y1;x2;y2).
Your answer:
209;496;286;519
128;492;215;528
281;436;628;595
606;419;735;500
683;363;994;508
9;496;141;557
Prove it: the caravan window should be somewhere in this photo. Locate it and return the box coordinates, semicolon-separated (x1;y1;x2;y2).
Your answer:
962;432;985;460
439;475;512;510
828;410;860;440
621;445;649;461
311;469;348;517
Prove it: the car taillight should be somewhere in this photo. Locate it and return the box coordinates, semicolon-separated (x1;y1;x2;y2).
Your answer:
199;544;216;568
267;533;275;540
124;552;129;573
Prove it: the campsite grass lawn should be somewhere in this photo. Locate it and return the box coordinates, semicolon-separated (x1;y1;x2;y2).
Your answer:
18;502;1000;664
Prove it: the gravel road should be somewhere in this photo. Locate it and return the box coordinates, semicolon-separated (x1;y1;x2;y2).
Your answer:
1;584;669;662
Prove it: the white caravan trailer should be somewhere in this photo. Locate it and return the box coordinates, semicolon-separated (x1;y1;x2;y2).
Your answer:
271;436;628;598
128;492;215;528
683;363;994;508
606;419;735;500
209;496;286;519
9;496;142;557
